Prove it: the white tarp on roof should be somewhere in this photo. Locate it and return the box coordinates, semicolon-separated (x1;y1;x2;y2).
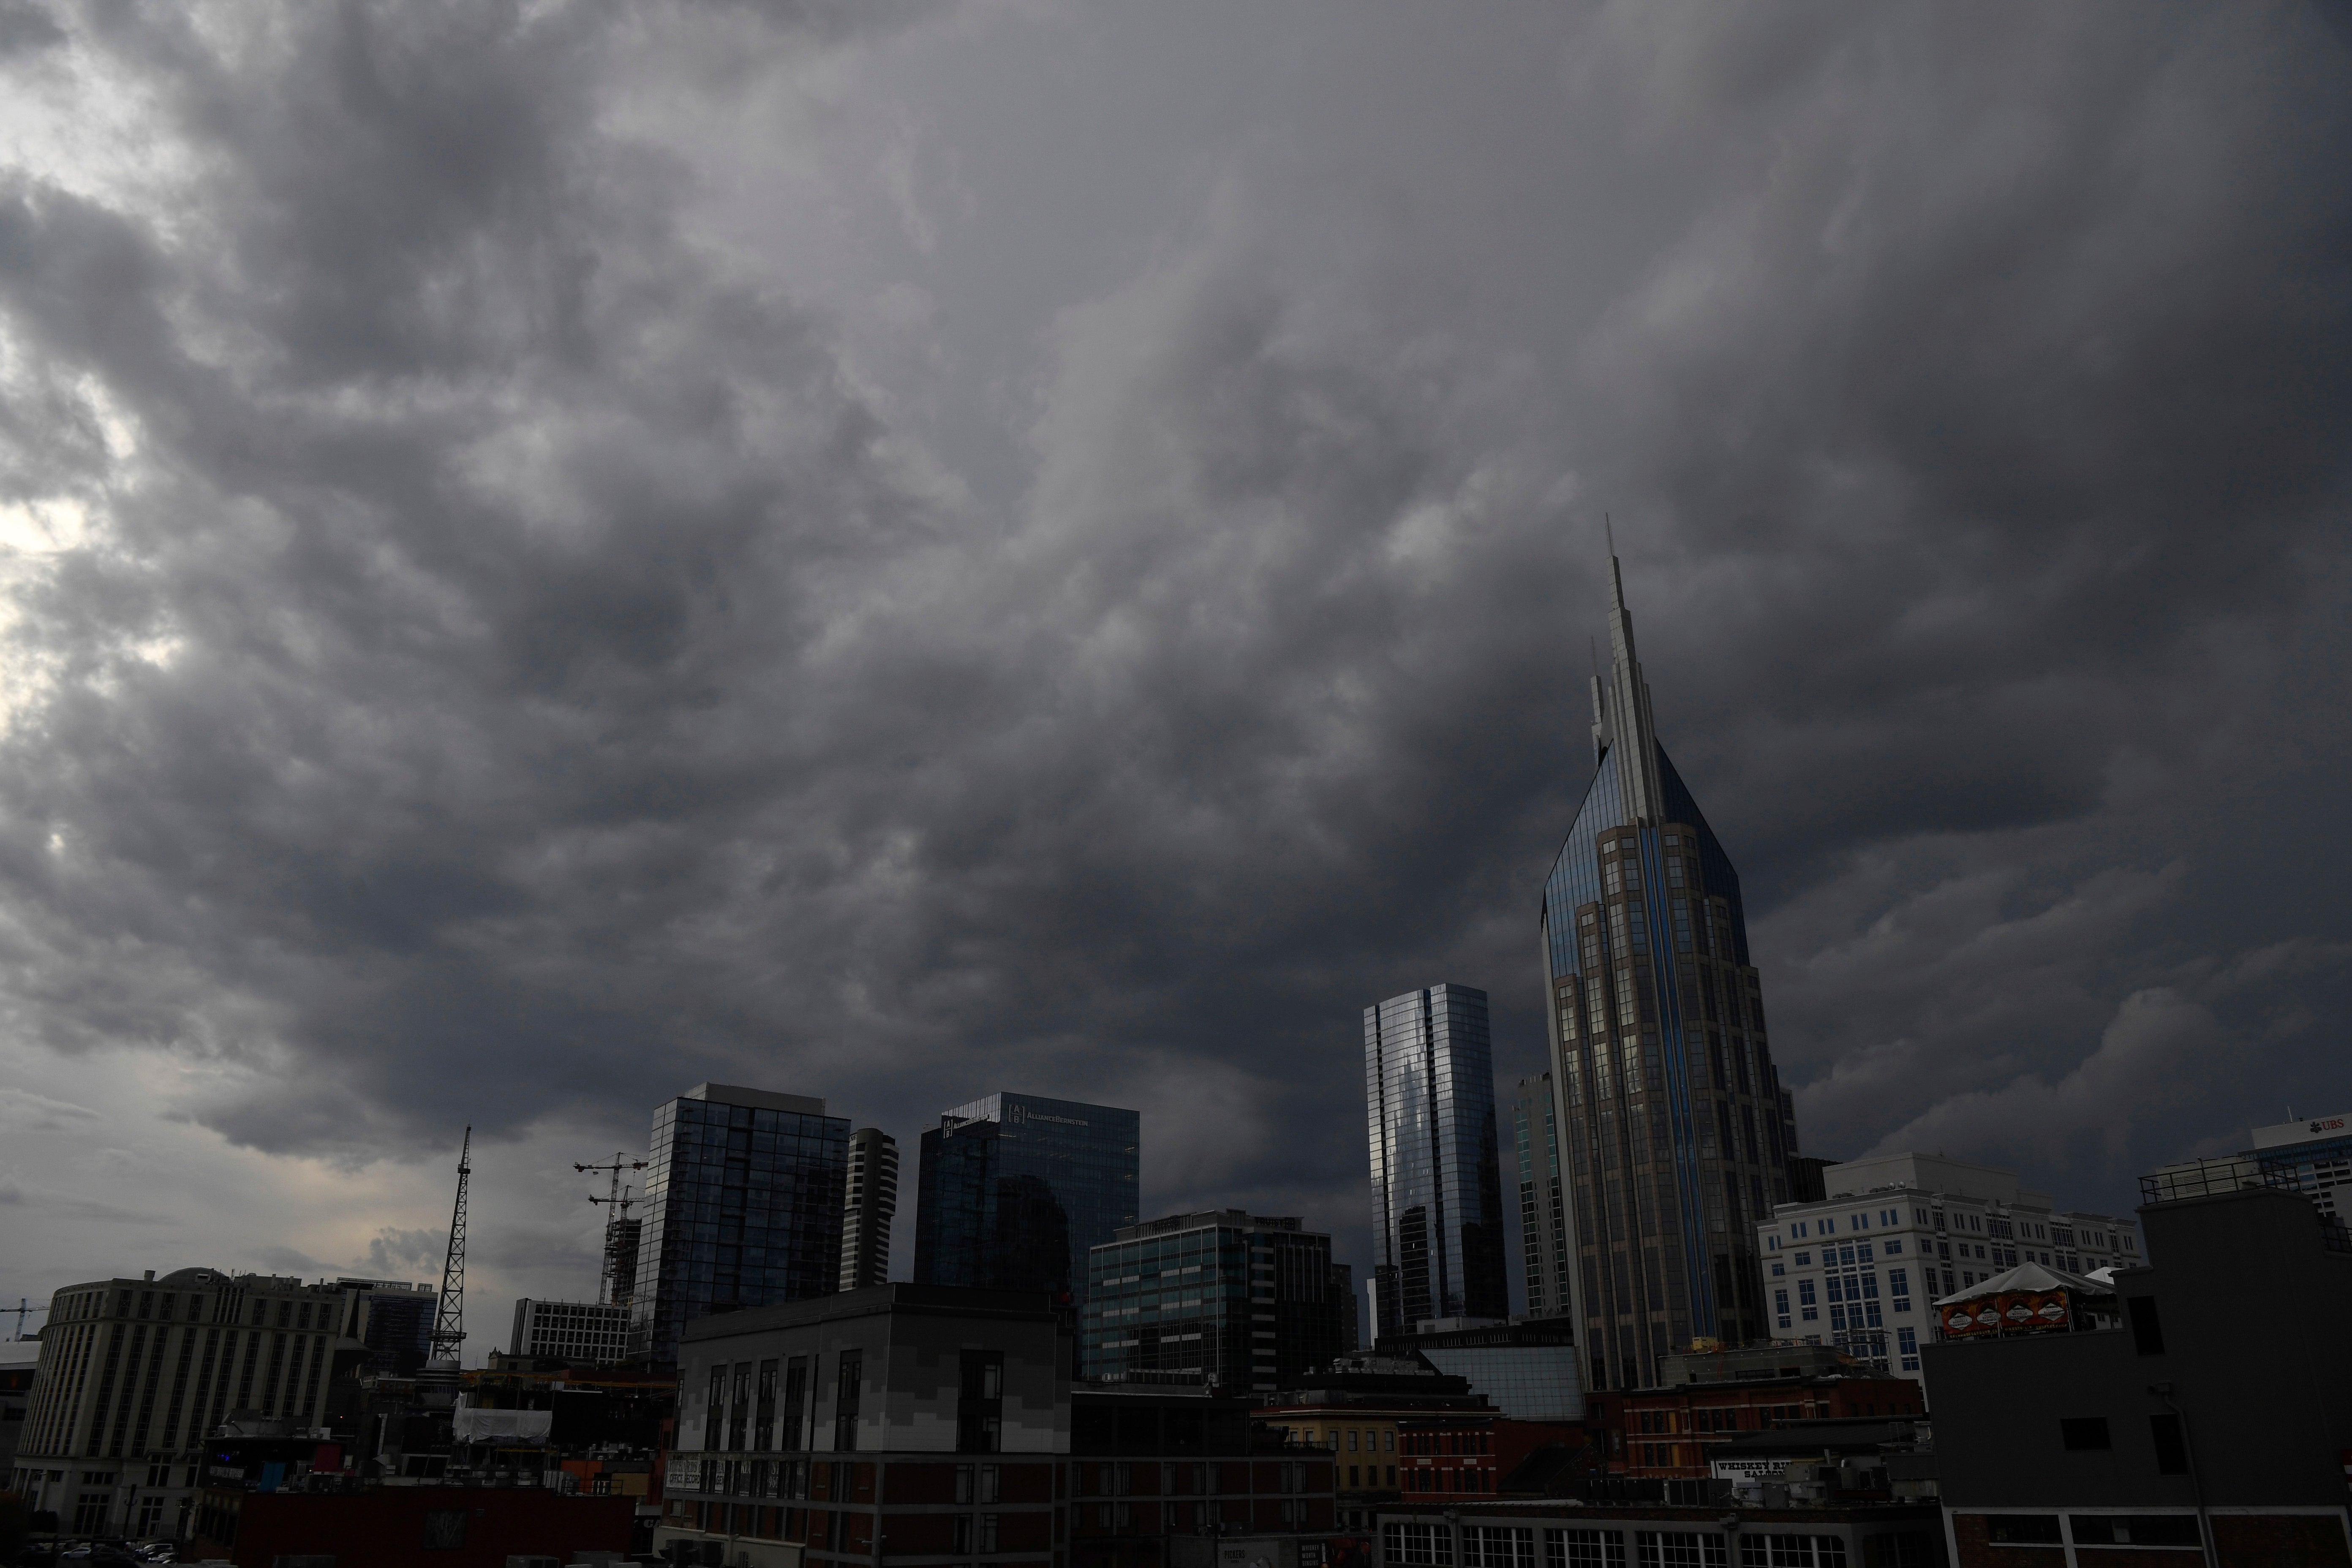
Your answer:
452;1406;553;1443
1930;1258;2108;1307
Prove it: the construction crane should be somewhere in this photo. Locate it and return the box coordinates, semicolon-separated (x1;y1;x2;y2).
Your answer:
577;1152;648;1307
430;1126;472;1362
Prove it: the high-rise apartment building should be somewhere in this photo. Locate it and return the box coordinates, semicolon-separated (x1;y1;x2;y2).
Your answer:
628;1083;851;1367
912;1092;1140;1308
840;1127;900;1291
1080;1211;1350;1392
1364;984;1508;1339
1511;1074;1575;1320
1538;555;1802;1390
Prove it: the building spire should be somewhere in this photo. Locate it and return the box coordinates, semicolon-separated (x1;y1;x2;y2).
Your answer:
1601;523;1664;822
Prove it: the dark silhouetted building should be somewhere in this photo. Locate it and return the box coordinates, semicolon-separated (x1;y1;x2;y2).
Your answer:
1925;1180;2352;1568
1538;551;1803;1388
628;1083;851;1367
1081;1211;1350;1393
1364;984;1508;1339
913;1092;1141;1310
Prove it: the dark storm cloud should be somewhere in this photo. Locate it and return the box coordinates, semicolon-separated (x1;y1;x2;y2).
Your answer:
0;0;2344;1266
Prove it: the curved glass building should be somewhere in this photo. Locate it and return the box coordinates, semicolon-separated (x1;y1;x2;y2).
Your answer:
1541;555;1802;1391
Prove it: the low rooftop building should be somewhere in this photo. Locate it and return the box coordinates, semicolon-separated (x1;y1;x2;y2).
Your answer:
1922;1181;2352;1568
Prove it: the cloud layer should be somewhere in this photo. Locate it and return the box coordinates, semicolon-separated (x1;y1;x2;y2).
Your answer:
0;0;2347;1318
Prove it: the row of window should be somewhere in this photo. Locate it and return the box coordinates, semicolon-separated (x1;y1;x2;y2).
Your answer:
1388;1523;1862;1568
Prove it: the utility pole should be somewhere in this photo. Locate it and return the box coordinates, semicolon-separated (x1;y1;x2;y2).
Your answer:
430;1127;472;1363
577;1153;648;1307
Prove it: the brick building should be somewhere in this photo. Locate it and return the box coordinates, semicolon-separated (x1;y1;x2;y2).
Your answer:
1592;1364;1923;1479
1258;1356;1490;1529
1394;1414;1585;1503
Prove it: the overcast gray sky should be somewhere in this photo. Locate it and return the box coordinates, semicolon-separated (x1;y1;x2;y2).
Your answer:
0;0;2347;1352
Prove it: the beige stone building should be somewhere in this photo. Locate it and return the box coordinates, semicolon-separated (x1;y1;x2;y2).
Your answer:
9;1268;373;1540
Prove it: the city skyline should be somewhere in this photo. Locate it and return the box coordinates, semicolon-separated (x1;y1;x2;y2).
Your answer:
1;3;2346;1336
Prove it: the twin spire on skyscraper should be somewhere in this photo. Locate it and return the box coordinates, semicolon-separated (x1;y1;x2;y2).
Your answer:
1588;519;1665;824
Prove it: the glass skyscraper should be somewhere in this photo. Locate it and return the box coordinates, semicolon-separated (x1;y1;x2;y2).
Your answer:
1364;984;1508;1339
1540;553;1801;1391
628;1083;851;1367
911;1092;1140;1307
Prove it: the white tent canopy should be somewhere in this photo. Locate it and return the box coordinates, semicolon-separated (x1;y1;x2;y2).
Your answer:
1930;1258;2109;1307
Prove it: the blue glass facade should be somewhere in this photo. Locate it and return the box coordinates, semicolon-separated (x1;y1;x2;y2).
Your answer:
628;1084;850;1367
1539;556;1801;1391
911;1092;1140;1307
1364;984;1509;1338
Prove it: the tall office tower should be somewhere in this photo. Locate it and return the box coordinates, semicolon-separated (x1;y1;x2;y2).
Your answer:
1540;553;1801;1391
1364;984;1509;1341
1081;1211;1348;1391
839;1127;901;1291
628;1083;850;1367
1511;1073;1575;1319
912;1092;1140;1307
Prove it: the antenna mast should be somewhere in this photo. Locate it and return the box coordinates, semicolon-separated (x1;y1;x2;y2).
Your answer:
577;1152;649;1306
430;1127;472;1362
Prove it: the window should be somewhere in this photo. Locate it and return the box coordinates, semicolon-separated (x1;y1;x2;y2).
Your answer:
1794;1222;1808;1239
2128;1298;2164;1356
1896;1327;1918;1372
1884;1241;1903;1255
833;1351;863;1451
2059;1418;2111;1451
1385;1431;1396;1451
2069;1517;2201;1547
2148;1416;2189;1476
1771;1261;1786;1278
1822;1218;1836;1234
1466;1526;1538;1568
1548;1529;1628;1568
958;1350;1004;1453
1347;1429;1359;1451
1635;1531;1728;1568
1736;1537;1848;1568
1888;1270;1911;1313
1775;1289;1791;1329
1388;1523;1455;1567
422;1509;468;1550
1794;1252;1811;1267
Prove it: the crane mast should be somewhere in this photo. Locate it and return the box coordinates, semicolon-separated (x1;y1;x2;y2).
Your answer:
577;1152;649;1307
430;1126;472;1361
